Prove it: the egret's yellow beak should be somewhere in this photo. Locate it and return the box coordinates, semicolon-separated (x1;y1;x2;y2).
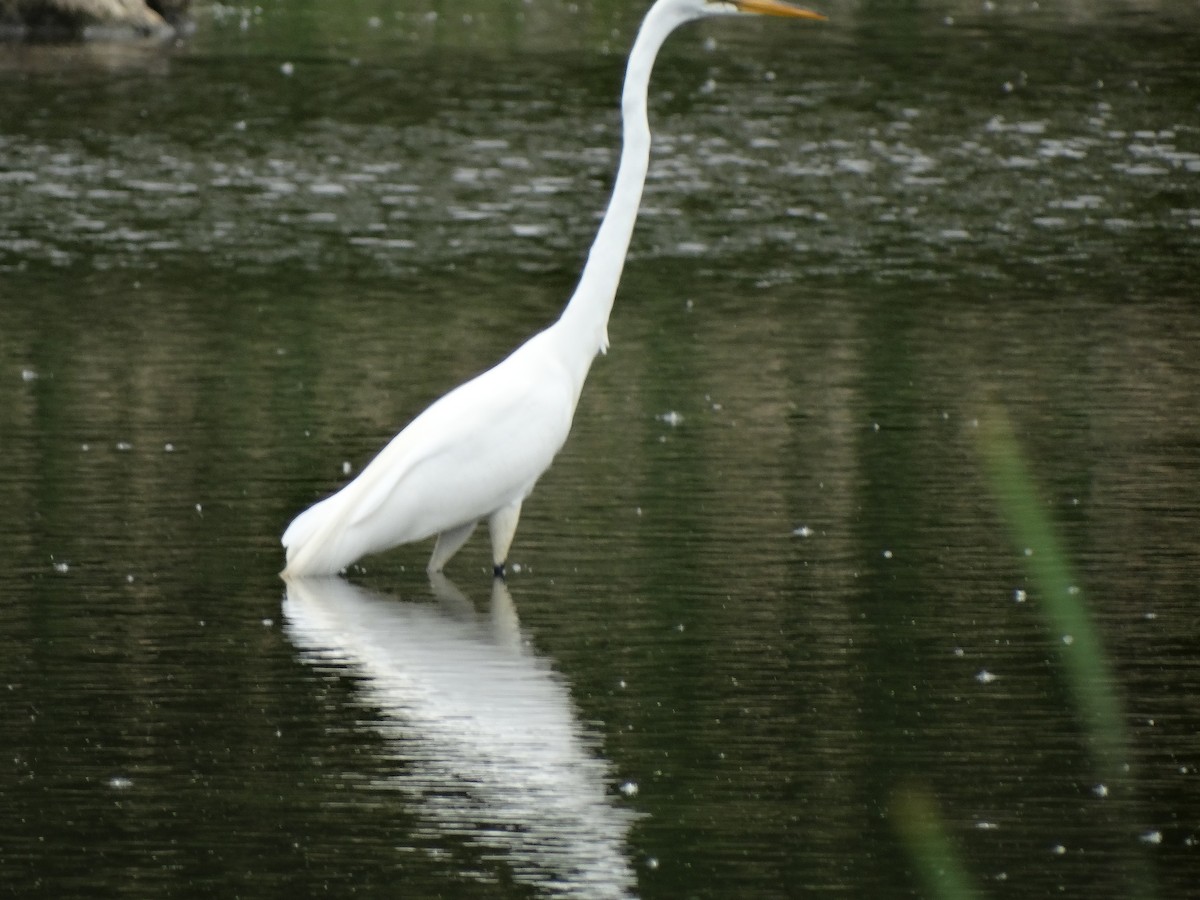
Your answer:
735;0;827;20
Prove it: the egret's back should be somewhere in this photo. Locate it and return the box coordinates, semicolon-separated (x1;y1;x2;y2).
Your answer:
282;329;581;577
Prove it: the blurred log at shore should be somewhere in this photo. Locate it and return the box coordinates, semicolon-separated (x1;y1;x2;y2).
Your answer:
0;0;189;37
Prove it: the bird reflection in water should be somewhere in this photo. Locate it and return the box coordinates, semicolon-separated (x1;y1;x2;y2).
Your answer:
282;575;638;898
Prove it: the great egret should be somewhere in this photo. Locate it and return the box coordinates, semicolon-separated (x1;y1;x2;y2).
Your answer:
282;0;825;579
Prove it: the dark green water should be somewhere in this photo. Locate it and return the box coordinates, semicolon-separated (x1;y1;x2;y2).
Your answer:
2;1;1198;897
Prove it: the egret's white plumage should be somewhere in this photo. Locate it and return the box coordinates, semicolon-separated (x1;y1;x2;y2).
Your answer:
282;0;825;579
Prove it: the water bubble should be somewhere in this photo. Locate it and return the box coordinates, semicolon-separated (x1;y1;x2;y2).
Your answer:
619;781;639;797
976;669;997;684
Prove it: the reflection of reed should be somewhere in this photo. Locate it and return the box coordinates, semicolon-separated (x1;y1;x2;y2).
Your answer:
282;575;638;899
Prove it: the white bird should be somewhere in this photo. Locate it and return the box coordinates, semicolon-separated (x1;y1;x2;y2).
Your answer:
282;0;825;579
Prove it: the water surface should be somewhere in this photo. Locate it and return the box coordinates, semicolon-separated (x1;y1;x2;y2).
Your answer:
1;2;1198;897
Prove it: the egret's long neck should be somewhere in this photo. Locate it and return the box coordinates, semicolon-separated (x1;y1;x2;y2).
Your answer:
556;6;680;369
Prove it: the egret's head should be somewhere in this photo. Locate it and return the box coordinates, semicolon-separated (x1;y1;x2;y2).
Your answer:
703;0;827;20
649;0;825;38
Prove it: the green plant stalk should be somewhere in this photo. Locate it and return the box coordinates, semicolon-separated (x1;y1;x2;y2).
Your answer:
892;785;982;900
978;411;1127;782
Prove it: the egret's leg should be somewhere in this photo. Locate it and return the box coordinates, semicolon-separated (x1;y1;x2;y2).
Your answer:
487;501;523;578
428;521;477;574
